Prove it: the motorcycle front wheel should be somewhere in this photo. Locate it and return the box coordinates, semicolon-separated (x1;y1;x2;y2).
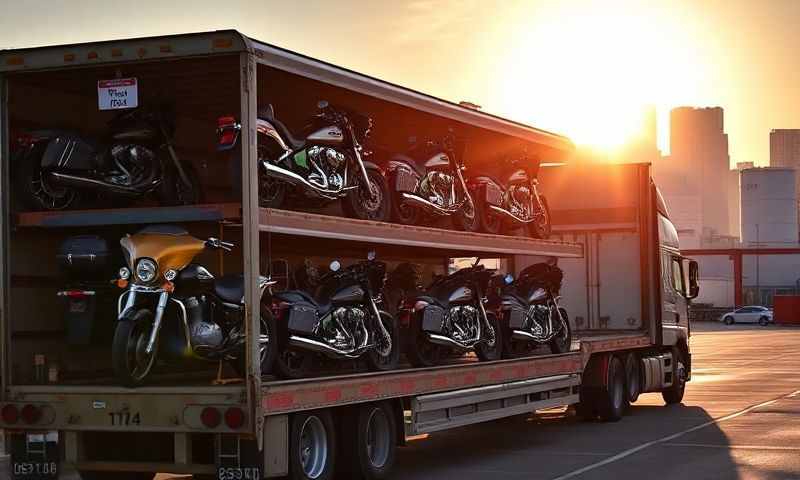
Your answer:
475;312;503;361
549;307;572;354
452;194;480;232
366;312;400;372
158;160;201;206
527;196;552;239
343;166;390;222
112;308;158;387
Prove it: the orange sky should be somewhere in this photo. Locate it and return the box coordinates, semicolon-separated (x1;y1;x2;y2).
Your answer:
1;0;798;166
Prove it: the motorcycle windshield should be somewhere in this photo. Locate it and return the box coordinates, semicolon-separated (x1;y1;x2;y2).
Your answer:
120;229;206;274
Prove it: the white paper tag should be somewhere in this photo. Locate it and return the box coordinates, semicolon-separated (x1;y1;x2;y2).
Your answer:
98;78;138;110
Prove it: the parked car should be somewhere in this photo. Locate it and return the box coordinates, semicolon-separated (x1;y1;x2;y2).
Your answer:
721;306;773;326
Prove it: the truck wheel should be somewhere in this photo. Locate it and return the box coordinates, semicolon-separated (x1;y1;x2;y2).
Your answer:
340;402;397;480
79;472;154;480
366;312;400;372
662;348;687;405
475;312;503;361
597;356;627;422
625;352;642;404
290;410;336;480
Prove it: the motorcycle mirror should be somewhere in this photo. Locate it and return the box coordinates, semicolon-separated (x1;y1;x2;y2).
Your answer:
504;274;514;285
367;250;377;261
317;100;329;110
329;260;341;272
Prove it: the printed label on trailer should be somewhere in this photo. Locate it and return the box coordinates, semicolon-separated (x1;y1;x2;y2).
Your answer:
97;78;138;110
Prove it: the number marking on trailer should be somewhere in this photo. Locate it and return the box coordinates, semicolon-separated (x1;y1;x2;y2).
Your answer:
108;411;141;426
97;78;139;110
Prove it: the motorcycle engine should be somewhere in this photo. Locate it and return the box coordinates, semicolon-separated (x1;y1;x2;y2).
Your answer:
307;146;346;192
507;184;533;219
108;144;155;186
324;306;368;350
525;304;551;338
420;171;456;207
445;305;480;344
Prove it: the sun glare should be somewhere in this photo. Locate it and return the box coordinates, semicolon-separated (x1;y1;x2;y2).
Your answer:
493;2;706;154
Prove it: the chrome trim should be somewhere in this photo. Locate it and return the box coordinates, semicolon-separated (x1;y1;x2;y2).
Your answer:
426;333;472;351
288;335;368;359
264;162;356;198
170;297;193;353
257;119;291;153
144;292;169;355
488;204;534;224
400;192;463;215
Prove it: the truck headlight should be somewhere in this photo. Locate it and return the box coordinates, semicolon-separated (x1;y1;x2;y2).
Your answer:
136;259;158;283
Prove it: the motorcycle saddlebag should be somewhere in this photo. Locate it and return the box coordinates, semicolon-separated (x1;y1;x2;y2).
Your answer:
41;136;98;170
57;235;112;280
288;302;318;335
507;306;527;329
421;304;445;333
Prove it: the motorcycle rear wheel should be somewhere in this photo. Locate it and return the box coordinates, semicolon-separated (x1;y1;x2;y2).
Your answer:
406;311;443;367
16;144;79;211
549;307;572;354
473;189;502;234
527;196;552;239
112;308;158;387
366;312;400;372
158;160;201;206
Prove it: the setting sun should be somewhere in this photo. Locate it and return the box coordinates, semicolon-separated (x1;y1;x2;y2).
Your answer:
492;2;712;153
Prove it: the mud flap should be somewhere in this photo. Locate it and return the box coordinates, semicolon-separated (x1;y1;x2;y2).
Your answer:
9;431;59;479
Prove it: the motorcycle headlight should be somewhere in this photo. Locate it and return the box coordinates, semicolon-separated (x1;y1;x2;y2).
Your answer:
119;267;131;280
135;259;158;283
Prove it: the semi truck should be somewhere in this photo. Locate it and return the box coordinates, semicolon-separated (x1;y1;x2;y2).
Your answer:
0;31;698;479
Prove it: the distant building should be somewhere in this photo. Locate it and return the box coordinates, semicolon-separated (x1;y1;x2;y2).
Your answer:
655;107;731;246
740;167;798;246
727;162;754;240
770;129;800;193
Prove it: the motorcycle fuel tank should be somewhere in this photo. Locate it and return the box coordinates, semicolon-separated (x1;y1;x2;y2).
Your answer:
112;128;156;142
424;153;450;169
176;264;215;297
448;286;474;303
307;125;344;146
331;285;365;304
528;287;548;304
507;169;529;184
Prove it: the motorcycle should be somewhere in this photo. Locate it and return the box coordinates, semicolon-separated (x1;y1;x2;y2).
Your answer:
402;260;502;367
14;105;200;211
491;262;571;358
216;100;390;221
465;151;551;238
269;253;400;379
112;225;275;386
383;132;478;229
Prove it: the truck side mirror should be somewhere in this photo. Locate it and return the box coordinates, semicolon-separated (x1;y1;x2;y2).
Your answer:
687;260;699;299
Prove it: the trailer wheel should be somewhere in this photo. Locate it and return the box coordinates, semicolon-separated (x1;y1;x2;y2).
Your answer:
340;402;397;479
662;348;687;405
290;410;336;480
597;356;627;422
624;352;641;404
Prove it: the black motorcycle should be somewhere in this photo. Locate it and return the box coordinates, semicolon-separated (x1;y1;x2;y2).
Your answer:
403;261;502;367
490;262;571;358
269;253;400;378
15;106;200;211
383;132;477;229
217;101;390;221
465;152;551;238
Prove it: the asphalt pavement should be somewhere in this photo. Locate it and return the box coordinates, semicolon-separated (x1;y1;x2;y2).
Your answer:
3;322;799;479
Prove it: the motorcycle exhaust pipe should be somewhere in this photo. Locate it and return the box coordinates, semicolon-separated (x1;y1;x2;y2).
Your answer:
511;329;548;343
288;335;364;359
264;163;356;198
488;205;534;224
426;333;473;351
400;193;461;216
48;171;160;196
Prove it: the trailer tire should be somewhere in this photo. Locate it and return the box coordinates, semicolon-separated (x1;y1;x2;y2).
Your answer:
597;356;627;422
340;402;397;480
624;352;642;404
290;409;336;480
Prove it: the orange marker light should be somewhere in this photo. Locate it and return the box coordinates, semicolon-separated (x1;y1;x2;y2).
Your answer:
116;279;129;289
163;282;175;293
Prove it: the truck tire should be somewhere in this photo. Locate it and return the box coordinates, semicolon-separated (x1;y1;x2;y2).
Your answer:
290;409;336;480
662;348;687;405
625;352;642;404
597;356;627;422
339;402;397;480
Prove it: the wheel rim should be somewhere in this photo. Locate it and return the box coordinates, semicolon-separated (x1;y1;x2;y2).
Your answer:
365;408;391;469
299;416;328;479
126;321;156;382
30;169;75;210
358;175;385;219
374;316;393;358
553;315;569;350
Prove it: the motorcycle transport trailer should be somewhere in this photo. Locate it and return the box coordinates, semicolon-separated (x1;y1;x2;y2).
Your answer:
0;31;697;479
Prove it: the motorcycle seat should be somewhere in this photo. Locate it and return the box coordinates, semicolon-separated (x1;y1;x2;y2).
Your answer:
416;295;448;309
391;154;426;176
258;104;306;151
274;290;332;315
214;274;245;304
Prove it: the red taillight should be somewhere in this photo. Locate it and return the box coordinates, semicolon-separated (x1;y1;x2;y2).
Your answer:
201;407;221;428
2;404;19;424
217;116;240;150
217;115;236;128
224;407;245;429
219;130;237;145
20;404;41;425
